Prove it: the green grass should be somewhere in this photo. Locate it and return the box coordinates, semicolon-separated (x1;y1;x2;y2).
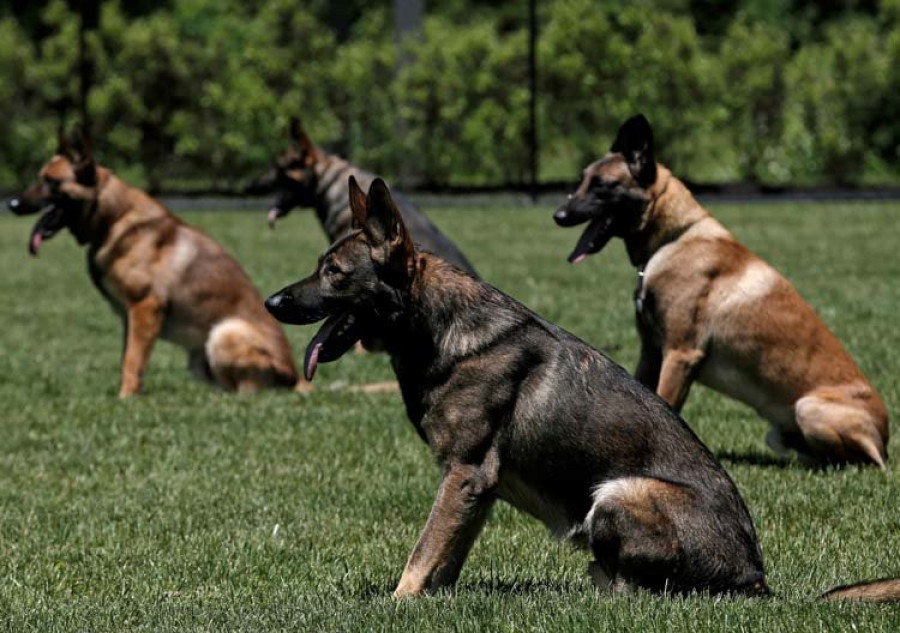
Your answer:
0;200;899;631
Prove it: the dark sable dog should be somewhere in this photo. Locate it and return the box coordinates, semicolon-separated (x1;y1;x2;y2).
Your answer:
8;132;306;397
247;116;476;275
555;115;889;469
265;177;899;600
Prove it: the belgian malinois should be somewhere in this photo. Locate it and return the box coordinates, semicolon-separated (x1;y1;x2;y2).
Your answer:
264;176;898;600
246;117;477;275
8;132;306;397
554;115;889;469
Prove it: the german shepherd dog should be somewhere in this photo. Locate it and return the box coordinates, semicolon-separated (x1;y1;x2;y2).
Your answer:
7;132;306;397
246;117;476;275
264;177;899;600
554;115;889;469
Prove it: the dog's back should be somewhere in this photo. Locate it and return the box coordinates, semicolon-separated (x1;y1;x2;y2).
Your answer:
253;117;477;275
312;156;476;274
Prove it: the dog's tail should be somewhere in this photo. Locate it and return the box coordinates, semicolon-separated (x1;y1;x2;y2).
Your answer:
819;577;900;603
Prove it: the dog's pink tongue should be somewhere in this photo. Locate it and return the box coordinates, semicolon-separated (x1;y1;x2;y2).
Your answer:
303;341;322;382
304;317;335;381
29;232;43;256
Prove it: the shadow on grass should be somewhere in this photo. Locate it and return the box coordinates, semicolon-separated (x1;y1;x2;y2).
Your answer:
352;576;579;599
716;450;866;473
465;577;580;595
715;450;796;469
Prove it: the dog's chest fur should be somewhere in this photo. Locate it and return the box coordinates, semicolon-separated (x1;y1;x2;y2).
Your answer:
87;211;211;349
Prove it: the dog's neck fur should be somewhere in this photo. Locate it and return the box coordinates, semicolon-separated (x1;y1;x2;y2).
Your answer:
378;253;524;392
71;168;172;248
623;165;713;267
311;155;375;241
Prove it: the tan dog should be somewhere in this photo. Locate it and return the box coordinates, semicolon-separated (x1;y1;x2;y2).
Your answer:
8;132;306;397
554;115;888;468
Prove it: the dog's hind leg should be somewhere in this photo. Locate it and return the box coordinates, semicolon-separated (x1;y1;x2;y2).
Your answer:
794;392;887;468
586;477;689;594
585;511;624;592
187;349;215;384
206;318;283;393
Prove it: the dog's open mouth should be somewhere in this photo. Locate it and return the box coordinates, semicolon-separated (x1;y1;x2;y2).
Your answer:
28;205;68;256
566;214;616;264
303;312;363;381
267;205;289;228
267;192;292;228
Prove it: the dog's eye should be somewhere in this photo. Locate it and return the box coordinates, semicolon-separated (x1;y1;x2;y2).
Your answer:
323;261;344;277
591;177;617;190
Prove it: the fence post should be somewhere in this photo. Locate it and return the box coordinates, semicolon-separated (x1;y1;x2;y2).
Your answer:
528;0;538;202
74;0;99;137
394;0;424;188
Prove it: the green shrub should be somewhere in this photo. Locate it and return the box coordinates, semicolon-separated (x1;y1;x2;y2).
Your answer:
1;0;899;190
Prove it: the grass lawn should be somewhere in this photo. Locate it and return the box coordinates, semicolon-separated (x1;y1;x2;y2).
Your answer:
0;199;898;631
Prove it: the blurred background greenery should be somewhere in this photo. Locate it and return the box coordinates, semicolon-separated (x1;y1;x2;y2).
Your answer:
1;0;899;192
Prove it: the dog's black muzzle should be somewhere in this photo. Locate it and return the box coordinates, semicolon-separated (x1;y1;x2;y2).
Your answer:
265;281;366;382
8;194;45;216
265;189;316;228
554;196;620;264
265;282;330;326
553;197;598;227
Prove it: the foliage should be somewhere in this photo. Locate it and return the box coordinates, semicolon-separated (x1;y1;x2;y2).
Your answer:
0;0;899;190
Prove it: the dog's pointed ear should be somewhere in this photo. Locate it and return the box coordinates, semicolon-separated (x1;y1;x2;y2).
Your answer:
69;128;97;186
74;157;97;186
348;175;367;230
57;129;73;158
289;116;304;142
364;178;414;279
611;114;657;187
69;127;92;161
289;115;319;162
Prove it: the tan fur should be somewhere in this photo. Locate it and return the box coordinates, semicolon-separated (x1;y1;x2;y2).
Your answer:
821;578;900;603
29;154;307;397
394;458;498;597
627;164;888;467
587;477;688;549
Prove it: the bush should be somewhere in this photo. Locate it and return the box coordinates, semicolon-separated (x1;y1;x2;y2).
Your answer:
779;18;891;184
1;0;899;190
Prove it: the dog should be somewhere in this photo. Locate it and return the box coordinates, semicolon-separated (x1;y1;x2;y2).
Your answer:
246;116;477;275
554;115;889;469
264;176;898;600
8;131;307;397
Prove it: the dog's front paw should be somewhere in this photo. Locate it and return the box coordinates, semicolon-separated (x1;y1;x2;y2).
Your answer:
118;384;140;399
393;576;426;598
